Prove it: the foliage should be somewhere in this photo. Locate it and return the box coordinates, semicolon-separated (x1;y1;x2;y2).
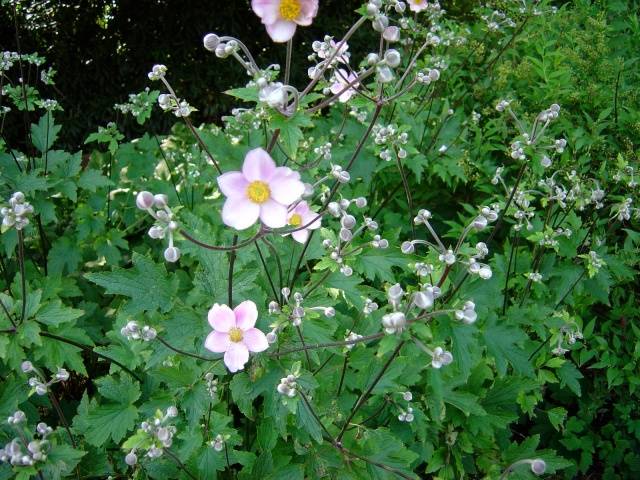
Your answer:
1;1;639;479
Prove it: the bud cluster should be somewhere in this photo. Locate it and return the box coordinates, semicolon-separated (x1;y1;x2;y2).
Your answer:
136;191;181;263
431;346;454;369
1;192;34;231
0;415;52;467
277;374;299;398
125;406;179;466
209;433;229;452
454;300;477;324
373;123;409;161
22;362;69;396
121;320;157;342
205;372;219;400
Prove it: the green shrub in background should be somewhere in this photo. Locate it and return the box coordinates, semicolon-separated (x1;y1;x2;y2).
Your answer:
0;0;639;479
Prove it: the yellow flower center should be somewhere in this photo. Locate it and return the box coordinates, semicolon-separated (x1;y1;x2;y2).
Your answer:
246;181;270;204
279;0;301;21
289;213;302;226
229;327;243;343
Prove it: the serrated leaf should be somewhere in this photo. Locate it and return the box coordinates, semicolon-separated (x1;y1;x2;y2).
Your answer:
85;253;177;313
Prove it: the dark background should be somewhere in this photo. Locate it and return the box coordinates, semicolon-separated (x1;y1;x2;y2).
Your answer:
0;0;474;148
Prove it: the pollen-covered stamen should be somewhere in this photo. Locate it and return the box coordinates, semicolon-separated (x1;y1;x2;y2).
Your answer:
289;213;302;226
279;0;301;21
247;181;271;204
228;327;244;343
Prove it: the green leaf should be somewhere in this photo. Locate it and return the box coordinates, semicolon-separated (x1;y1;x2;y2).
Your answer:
95;375;141;404
352;248;408;283
547;407;567;431
85;253;177;313
31;112;61;152
484;320;534;378
297;398;323;443
78;169;113;191
35;300;84;326
557;362;583;396
73;393;138;447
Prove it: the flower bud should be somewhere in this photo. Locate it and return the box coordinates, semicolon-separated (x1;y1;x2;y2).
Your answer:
383;26;400;42
339;228;352;242
135;191;154;210
203;33;220;51
472;215;488;230
401;241;415;254
153;194;169;208
125;451;138;466
21;361;33;373
530;459;546;475
384;49;401;68
377;65;394;83
166;406;178;417
164;246;180;263
341;214;356;229
366;53;380;66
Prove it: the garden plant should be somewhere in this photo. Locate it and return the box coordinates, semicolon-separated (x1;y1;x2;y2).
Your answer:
0;0;639;479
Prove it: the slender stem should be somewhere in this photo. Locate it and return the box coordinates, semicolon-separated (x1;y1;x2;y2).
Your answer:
156;336;219;362
395;148;415;237
180;229;260;251
48;389;76;448
39;331;142;382
165;448;198;480
298;389;333;439
284;39;293;86
269;332;385;357
502;230;520;315
303;270;331;298
335;340;405;443
338;443;415;480
18;230;26;323
183;117;223;175
295;325;312;369
228;235;238;306
255;242;279;303
336;355;349;396
266;128;280;154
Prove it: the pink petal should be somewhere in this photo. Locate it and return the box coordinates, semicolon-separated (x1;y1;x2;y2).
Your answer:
204;331;230;353
242;328;269;353
208;304;235;332
259;199;288;228
269;167;305;205
242;148;276;182
251;0;280;23
265;19;298;43
224;342;249;373
293;201;310;215
222;197;260;230
291;229;309;243
217;172;249;198
302;212;321;230
296;0;319;25
234;300;258;330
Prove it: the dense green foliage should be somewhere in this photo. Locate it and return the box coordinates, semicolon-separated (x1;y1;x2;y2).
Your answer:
1;1;639;479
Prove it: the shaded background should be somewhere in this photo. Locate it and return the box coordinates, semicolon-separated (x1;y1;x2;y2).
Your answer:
0;0;474;148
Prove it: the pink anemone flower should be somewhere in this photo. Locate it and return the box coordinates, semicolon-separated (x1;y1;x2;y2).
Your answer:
408;0;429;12
217;148;305;230
251;0;319;43
330;69;359;103
204;301;269;373
286;201;321;243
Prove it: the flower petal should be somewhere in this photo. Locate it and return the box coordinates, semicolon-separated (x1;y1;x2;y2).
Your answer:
204;331;230;353
242;148;276;182
224;342;249;373
265;19;298;43
269;167;305;205
296;0;319;25
222;197;260;230
242;328;269;353
217;171;248;198
302;212;322;230
234;300;258;330
291;229;309;244
208;304;235;332
259;199;288;228
251;0;280;23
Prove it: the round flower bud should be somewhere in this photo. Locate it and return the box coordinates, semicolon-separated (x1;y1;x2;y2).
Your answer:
153;194;169;208
341;214;356;229
479;267;492;279
266;331;278;344
403;391;413;401
384;49;401;68
366;53;380;66
136;191;154;210
472;215;488;230
148;226;165;239
354;197;367;208
203;33;220;51
530;459;546;475
401;241;415;254
339;228;353;242
167;406;178;417
21;361;33;373
383;26;400;42
377;65;394;83
125;451;138;466
164;246;181;263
